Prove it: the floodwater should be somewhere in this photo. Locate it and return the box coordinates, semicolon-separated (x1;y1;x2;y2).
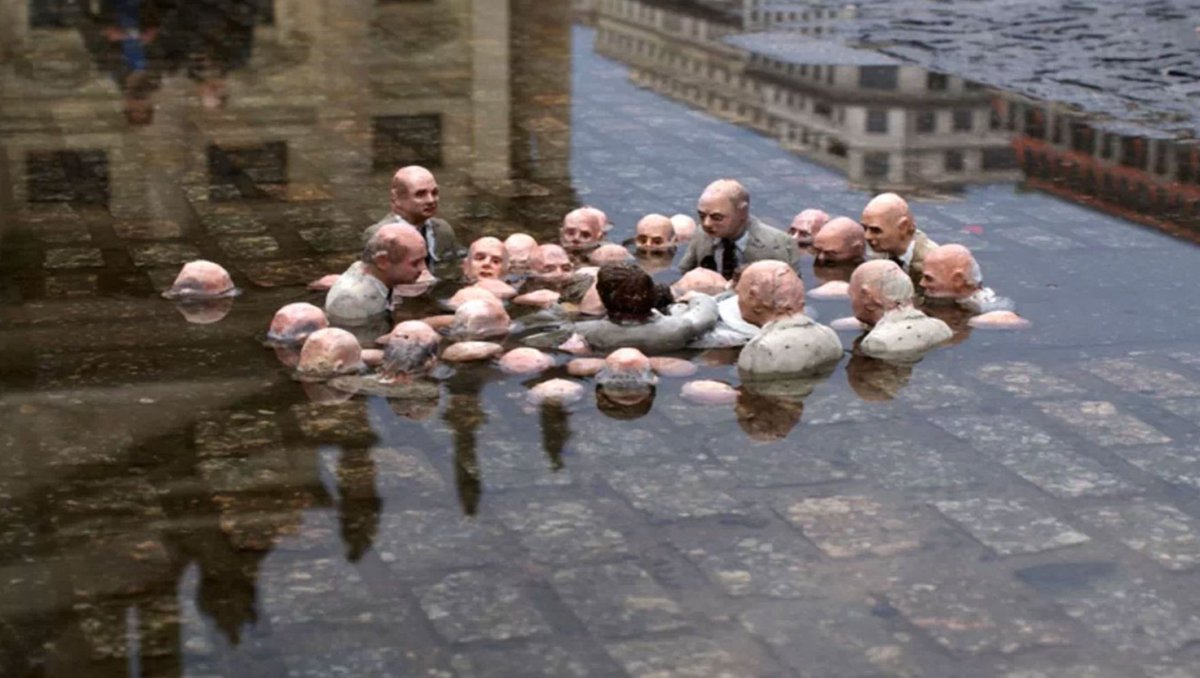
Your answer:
3;1;1200;677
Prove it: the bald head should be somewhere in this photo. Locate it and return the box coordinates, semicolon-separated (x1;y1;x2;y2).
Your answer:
788;209;830;246
849;260;913;326
921;244;982;299
735;260;806;327
530;243;574;282
561;207;606;250
813;217;866;264
590;243;633;265
463;236;508;281
861;193;914;257
449;298;510;340
697;179;750;240
365;223;428;286
670;214;697;242
390;166;439;224
504;233;538;270
635;214;676;252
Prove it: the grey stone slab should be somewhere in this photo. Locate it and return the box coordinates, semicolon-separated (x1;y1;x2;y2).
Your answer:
1079;357;1200;399
775;494;937;559
44;247;103;269
376;509;508;571
284;646;416;678
932;497;1090;556
894;370;982;411
571;422;699;465
416;571;550;644
128;242;201;267
848;437;979;491
994;225;1080;250
450;643;599;678
1038;401;1171;447
36;221;92;243
1155;398;1200;423
1112;445;1200;490
480;437;574;490
886;576;1072;656
499;499;629;565
929;413;1134;497
672;529;821;598
259;556;404;628
299;225;362;253
550;562;689;638
604;637;760;678
974;344;1071;382
291;401;376;446
802;389;899;425
1077;500;1200;571
44;273;98;298
1042;575;1200;654
740;599;917;678
370;446;445;494
194;411;282;458
199;211;269;235
111;219;183;240
605;464;749;521
219;235;281;259
711;432;853;488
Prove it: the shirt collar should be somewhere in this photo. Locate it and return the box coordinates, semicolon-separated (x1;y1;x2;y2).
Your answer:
898;237;916;267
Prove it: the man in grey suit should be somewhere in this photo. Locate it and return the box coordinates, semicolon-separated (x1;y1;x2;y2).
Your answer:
678;179;799;277
363;165;461;268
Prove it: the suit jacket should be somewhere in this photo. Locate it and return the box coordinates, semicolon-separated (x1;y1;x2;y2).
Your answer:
363;214;461;263
907;229;937;289
678;216;799;275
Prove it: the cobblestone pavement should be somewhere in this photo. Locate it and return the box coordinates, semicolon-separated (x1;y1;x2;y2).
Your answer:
830;0;1200;137
5;4;1200;678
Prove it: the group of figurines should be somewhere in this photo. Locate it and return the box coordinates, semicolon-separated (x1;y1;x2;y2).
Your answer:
162;165;1028;411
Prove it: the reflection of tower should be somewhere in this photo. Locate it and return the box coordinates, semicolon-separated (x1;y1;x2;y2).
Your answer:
999;94;1200;239
595;0;1019;191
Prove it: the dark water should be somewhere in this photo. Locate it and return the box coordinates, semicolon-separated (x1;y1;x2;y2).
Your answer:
4;1;1200;676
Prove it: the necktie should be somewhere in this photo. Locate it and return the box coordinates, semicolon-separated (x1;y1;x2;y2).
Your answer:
720;238;738;278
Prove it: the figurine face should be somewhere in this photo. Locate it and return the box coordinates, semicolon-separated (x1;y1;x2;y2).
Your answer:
560;210;604;250
861;200;913;257
920;245;976;298
696;191;747;241
376;228;428;286
391;168;439;224
788;209;829;246
463;237;507;281
635;215;676;252
670;214;697;242
531;245;574;282
504;233;538;270
812;218;866;265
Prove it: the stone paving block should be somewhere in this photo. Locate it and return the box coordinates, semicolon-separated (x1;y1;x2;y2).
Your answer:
932;497;1090;556
298;225;362;253
480;437;574;490
1022;570;1200;655
219;235;281;259
802;389;900;425
570;421;696;465
44;247;103;269
886;575;1072;656
128;242;201;267
1038;401;1171;447
239;255;356;288
291;401;376;446
259;556;403;628
284;646;415;678
199;212;269;235
499;499;629;565
1155;398;1200;424
672;529;821;598
35;221;92;243
993;225;1080;250
1112;445;1200;490
44;274;99;298
1001;664;1128;678
376;509;508;571
371;446;445;494
550;562;689;638
848;436;979;491
112;219;183;240
775;494;936;559
973;362;1087;399
893;370;982;411
740;599;917;677
604;637;760;678
416;571;550;644
711;431;852;488
929;413;1133;497
605;463;748;521
1079;357;1200;399
1076;500;1200;571
450;643;598;678
194;411;282;458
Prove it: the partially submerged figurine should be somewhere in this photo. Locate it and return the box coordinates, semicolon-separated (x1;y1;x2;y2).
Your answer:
267;302;328;345
861;192;937;290
634;214;677;253
680;178;797;276
788;209;830;247
504;233;539;273
296;328;367;380
849;260;952;361
560;206;607;252
920;244;1029;329
462;236;508;282
162;260;240;300
669;214;697;243
365;165;460;267
735;261;842;377
326;223;428;324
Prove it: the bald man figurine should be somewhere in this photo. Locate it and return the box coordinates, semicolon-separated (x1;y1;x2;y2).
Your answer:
850;260;952;360
680;179;798;277
861;193;937;291
327;223;428;323
921;244;1029;329
364;165;460;267
735;261;842;377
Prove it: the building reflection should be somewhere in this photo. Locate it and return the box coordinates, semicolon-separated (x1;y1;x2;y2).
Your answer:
592;0;1019;192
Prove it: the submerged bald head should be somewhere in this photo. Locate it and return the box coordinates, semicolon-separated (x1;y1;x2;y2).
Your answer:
635;214;676;252
788;209;830;246
849;260;913;326
389;166;440;224
561;207;606;250
504;233;538;271
365;223;428;286
735;260;806;327
921;244;982;299
812;217;866;264
861;192;914;257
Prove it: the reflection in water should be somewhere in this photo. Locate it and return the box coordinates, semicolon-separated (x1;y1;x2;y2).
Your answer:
335;445;381;562
538;399;570;470
443;371;488;516
596;384;656;419
845;347;914;401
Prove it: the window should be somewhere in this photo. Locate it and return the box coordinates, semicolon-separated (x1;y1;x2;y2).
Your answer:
916;111;936;134
858;66;898;90
982;147;1017;170
372;115;442;170
953;109;973;132
864;152;890;179
27;150;109;206
926;72;948;91
944;150;964;172
866;109;888;134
